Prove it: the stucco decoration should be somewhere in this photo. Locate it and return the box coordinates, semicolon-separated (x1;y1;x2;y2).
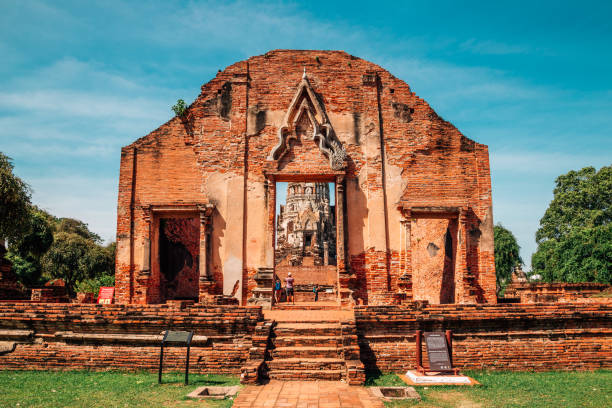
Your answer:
268;69;347;170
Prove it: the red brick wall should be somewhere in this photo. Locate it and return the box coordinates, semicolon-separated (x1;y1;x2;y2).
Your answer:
0;303;262;374
116;50;497;306
1;302;610;374
355;303;612;372
275;265;337;286
505;282;611;303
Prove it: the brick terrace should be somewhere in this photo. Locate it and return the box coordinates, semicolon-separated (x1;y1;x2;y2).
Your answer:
0;301;610;381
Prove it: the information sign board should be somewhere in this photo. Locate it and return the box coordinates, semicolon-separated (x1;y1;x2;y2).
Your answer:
159;330;194;385
164;330;193;344
424;332;452;371
97;287;114;304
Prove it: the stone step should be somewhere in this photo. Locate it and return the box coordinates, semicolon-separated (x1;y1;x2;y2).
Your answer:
274;323;341;337
267;358;345;371
273;303;341;310
272;335;342;348
267;369;345;381
270;346;342;359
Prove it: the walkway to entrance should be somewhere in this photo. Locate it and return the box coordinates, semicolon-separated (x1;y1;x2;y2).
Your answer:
264;304;353;322
268;301;349;319
232;380;385;408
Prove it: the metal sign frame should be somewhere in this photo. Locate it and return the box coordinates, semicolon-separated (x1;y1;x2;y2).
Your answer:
158;330;194;385
415;330;460;375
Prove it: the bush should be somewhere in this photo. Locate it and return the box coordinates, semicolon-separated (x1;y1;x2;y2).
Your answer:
171;99;187;117
74;275;115;295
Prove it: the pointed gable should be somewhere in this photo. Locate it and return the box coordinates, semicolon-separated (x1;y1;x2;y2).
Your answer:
268;69;347;170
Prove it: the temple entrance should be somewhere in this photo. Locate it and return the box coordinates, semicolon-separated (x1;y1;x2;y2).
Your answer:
274;181;338;304
158;217;200;301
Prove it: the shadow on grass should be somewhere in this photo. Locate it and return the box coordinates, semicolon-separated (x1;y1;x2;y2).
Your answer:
364;369;384;386
156;372;240;387
364;370;406;387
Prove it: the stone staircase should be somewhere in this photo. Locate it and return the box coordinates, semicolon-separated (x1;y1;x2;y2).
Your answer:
268;321;346;381
241;307;365;385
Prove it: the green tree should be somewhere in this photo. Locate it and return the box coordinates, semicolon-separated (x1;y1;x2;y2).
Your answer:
6;207;55;285
56;218;102;243
41;232;114;295
0;152;31;244
532;165;612;283
494;223;523;292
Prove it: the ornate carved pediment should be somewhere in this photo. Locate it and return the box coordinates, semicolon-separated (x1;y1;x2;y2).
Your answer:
268;70;347;170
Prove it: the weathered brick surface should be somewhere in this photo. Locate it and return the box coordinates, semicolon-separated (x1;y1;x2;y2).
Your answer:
355;303;612;372
505;282;610;303
0;303;262;374
115;49;495;306
0;302;610;375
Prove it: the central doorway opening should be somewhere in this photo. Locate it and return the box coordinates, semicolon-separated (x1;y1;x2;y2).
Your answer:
158;216;200;302
274;181;337;304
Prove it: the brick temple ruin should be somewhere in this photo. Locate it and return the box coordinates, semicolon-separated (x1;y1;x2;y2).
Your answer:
275;182;336;268
115;49;496;307
1;50;609;383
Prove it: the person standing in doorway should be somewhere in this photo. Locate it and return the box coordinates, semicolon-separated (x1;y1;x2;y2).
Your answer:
274;275;282;304
313;284;318;302
285;272;295;304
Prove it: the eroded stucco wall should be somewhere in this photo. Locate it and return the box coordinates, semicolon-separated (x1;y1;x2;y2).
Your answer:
116;50;496;305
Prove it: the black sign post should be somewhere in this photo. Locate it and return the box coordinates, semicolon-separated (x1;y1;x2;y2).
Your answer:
416;330;459;375
158;330;194;385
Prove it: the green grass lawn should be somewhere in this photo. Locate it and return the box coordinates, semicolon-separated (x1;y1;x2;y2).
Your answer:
0;371;240;408
1;370;611;407
366;370;612;408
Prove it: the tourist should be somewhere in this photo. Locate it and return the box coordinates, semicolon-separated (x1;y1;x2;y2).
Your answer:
313;284;318;302
285;272;295;304
274;275;282;304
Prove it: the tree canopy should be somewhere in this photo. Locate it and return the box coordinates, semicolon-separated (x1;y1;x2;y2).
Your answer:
56;217;102;243
0;152;31;244
532;165;612;284
1;152;116;295
41;231;114;295
5;207;55;285
494;224;523;292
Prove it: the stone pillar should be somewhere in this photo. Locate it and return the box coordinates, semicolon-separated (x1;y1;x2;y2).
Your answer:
265;177;276;268
198;205;214;302
456;208;470;303
398;208;413;300
135;206;152;303
323;241;329;266
336;175;355;305
335;175;346;274
400;211;412;276
199;212;210;281
141;207;152;274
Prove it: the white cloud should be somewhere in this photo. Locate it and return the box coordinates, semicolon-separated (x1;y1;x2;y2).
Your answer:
0;90;168;120
459;39;530;55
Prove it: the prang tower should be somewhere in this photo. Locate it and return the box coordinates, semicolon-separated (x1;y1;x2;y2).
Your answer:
276;182;336;266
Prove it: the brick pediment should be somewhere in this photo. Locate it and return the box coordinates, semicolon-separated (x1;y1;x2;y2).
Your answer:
268;69;347;171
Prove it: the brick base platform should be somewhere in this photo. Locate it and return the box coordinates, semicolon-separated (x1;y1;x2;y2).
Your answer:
0;303;262;374
0;302;610;379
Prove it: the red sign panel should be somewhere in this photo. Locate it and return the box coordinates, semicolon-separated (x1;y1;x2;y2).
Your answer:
97;287;115;304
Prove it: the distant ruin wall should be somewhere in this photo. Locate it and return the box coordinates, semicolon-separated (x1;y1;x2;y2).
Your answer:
504;282;610;303
355;303;612;372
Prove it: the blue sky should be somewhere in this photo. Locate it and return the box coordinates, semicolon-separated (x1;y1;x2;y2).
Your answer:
1;1;610;268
